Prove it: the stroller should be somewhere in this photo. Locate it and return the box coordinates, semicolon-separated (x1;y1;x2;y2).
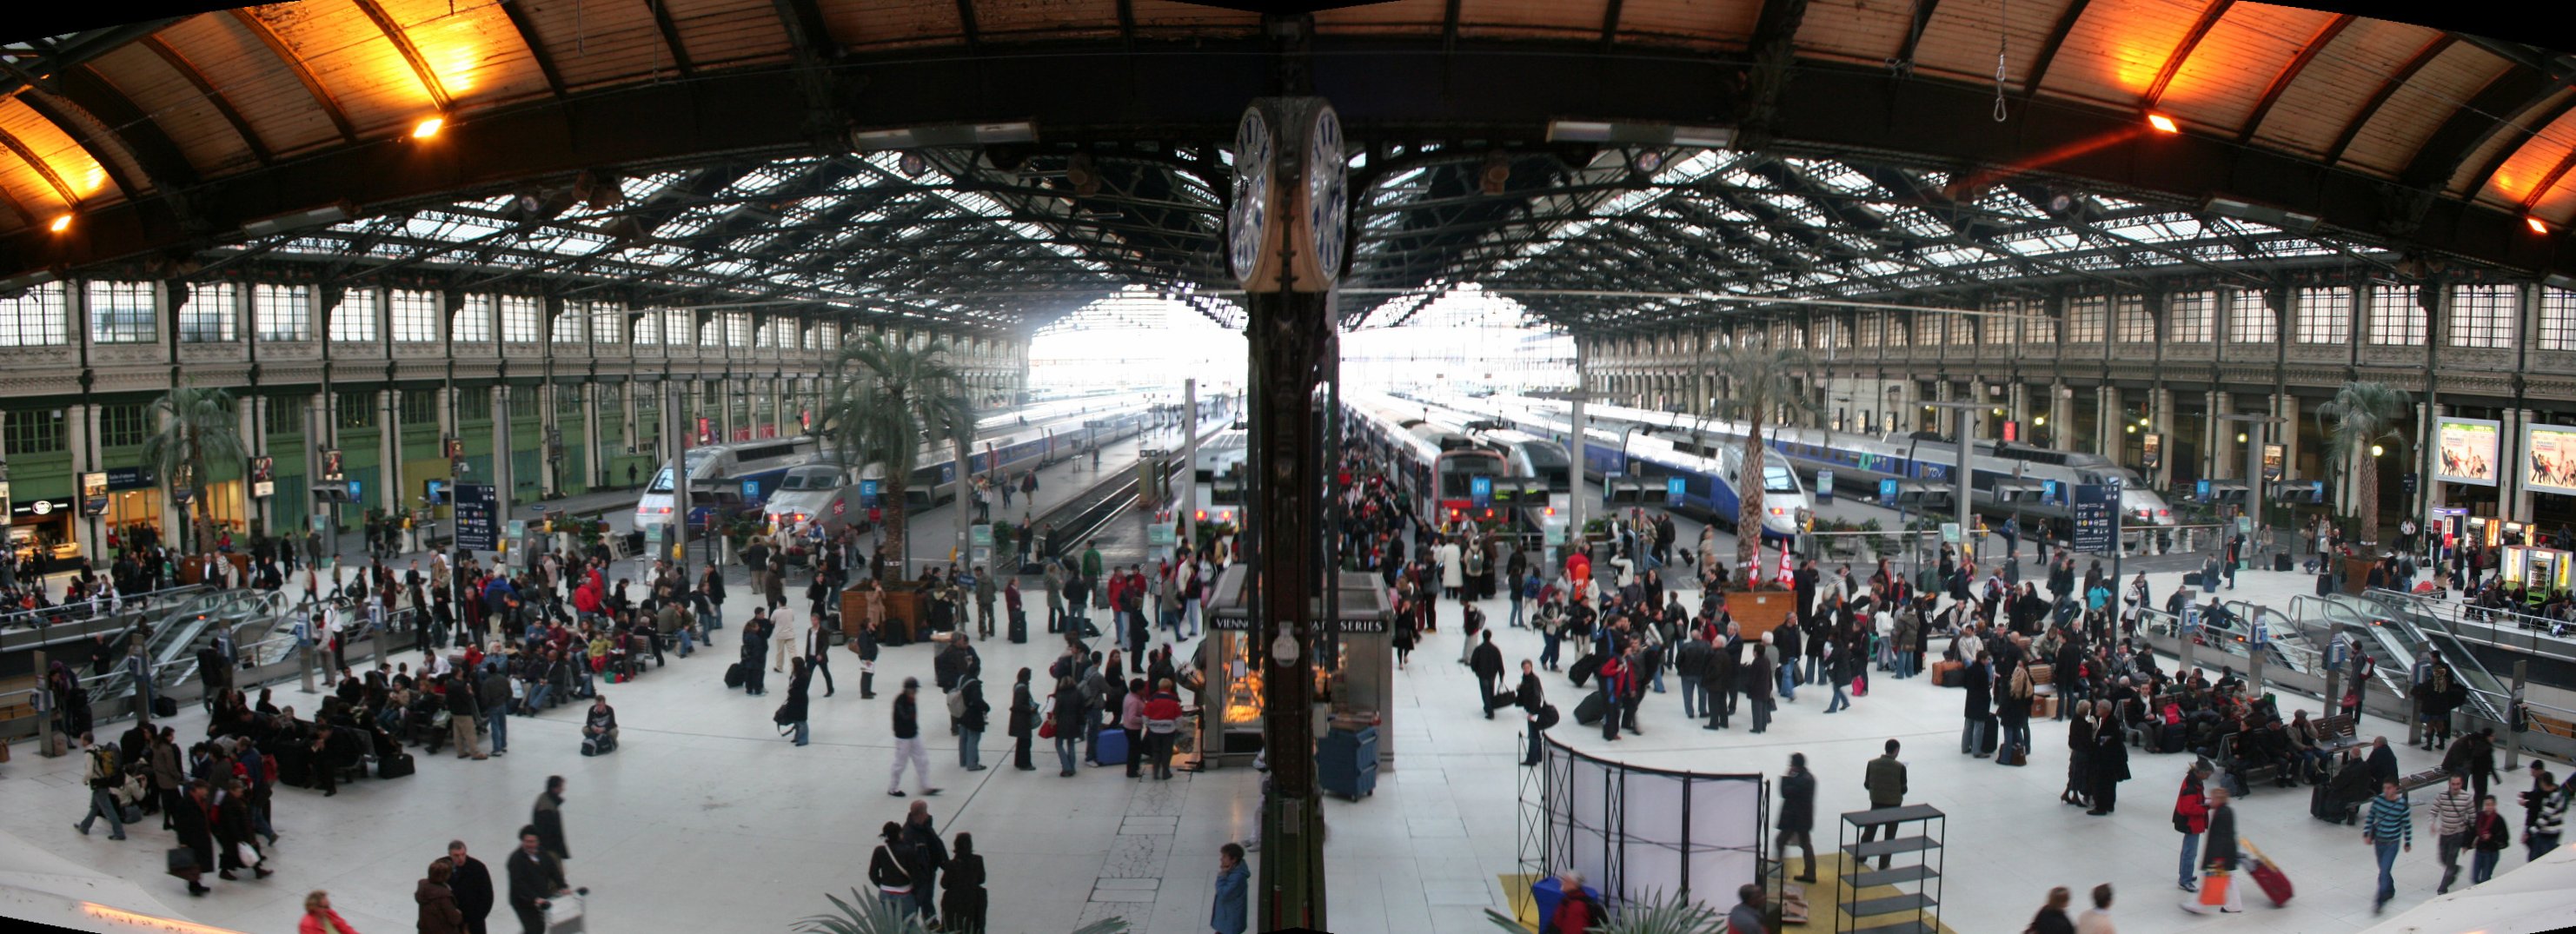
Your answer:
2309;757;2374;825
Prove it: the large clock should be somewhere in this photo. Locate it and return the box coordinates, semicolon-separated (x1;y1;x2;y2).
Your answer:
1227;106;1278;287
1298;103;1348;286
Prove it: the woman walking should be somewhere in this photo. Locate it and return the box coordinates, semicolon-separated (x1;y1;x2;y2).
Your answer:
866;822;915;918
779;657;813;746
940;832;987;932
2063;701;2096;810
416;858;466;934
2025;886;2077;934
1211;842;1250;934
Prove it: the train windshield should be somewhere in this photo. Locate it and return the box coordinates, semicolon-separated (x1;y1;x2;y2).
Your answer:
777;466;839;491
1763;463;1799;493
647;467;675;493
1438;457;1507;499
1522;447;1573;492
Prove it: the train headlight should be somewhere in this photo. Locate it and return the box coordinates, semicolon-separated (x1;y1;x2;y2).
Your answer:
1769;507;1786;516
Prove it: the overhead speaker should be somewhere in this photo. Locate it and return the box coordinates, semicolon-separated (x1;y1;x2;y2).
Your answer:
1481;152;1510;195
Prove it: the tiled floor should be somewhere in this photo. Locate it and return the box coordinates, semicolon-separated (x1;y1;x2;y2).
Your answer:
6;522;2568;933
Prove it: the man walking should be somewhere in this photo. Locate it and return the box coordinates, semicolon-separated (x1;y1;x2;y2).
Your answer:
2199;785;2241;912
887;678;940;798
2366;779;2414;913
1856;740;1907;870
1676;629;1711;719
2173;761;2211;891
1471;631;1507;719
1515;661;1548;767
71;732;127;841
1776;752;1817;883
2432;773;2474;894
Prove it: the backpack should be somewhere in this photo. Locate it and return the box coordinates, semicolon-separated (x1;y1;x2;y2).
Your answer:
89;748;120;790
1522;576;1540;600
947;683;970;721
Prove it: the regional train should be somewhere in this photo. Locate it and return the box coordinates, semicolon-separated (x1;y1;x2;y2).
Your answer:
1554;399;2178;527
634;435;826;534
1417;394;1809;542
1342;394;1511;527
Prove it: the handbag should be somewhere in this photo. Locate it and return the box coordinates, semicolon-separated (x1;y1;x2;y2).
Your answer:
165;847;199;879
1039;716;1058;739
2197;869;2231;906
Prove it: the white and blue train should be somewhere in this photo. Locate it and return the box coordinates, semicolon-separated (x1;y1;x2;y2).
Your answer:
1407;394;1809;542
1557;400;2178;527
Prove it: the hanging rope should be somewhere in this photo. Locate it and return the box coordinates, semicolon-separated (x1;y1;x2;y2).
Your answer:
1993;0;2011;122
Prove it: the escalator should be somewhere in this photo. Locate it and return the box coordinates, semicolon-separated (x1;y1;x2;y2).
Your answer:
2331;591;2509;724
90;589;283;708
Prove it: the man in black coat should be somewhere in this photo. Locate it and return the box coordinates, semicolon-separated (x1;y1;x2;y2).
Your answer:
172;780;214;897
739;611;770;696
1776;752;1818;882
1471;631;1507;719
448;840;496;934
505;826;568;934
1962;651;1995;757
1704;623;1742;730
1516;661;1548;766
901;800;948;924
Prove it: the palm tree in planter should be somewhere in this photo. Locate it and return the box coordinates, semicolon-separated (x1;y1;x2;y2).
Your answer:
815;333;975;574
1704;336;1816;584
139;386;249;554
2316;380;2413;549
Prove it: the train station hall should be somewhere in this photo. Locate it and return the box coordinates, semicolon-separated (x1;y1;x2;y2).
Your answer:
7;2;2576;933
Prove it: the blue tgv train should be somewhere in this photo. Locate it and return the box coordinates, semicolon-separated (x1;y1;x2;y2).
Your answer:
1410;394;1809;542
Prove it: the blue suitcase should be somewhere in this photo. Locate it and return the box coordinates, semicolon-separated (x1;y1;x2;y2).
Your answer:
1092;725;1128;765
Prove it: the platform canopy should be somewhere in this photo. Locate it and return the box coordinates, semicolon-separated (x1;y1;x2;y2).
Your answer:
2;1;2571;334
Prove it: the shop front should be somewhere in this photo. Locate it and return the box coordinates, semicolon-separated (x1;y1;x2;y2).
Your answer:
96;466;163;553
8;496;83;572
1200;566;1395;771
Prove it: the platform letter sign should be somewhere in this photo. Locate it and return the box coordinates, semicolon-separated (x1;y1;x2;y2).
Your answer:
2042;479;2060;503
2071;483;2115;553
454;483;499;551
859;479;880;507
2195;479;2212;501
1878;478;1899;507
1471;475;1493;508
1663;476;1686;507
1815;470;1834;503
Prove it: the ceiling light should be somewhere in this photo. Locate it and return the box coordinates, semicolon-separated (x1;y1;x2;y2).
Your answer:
412;115;446;139
2528;215;2551;235
2146;113;2180;135
1546;119;1736;150
239;202;353;237
2201;195;2320;233
49;214;72;234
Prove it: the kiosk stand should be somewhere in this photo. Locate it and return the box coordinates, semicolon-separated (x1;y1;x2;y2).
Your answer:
1198;566;1393;771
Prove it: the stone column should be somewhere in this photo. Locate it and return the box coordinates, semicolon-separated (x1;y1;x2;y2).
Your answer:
2211;391;2237;480
2097;385;2122;460
2048;382;2075;452
2150;387;2177;490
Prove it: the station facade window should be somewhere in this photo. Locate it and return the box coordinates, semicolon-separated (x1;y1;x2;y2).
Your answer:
264;394;309;433
2543;288;2576;351
2367;284;2426;346
454;295;493;342
1856;312;1882;347
100;402;151;447
180;282;237;342
331;288;379;342
6;408;67;453
502;295;542;343
2066;296;2106;343
88;281;157;344
591;303;624;347
392;288;441;342
553;303;586;345
2115;295;2154;343
2293;287;2350;344
2447;284;2514;348
2228;288;2276;343
633;309;662;345
2168;291;2214;342
400;389;439;426
0;282;67;347
336;390;378;429
2021;306;2058;344
254;284;310;341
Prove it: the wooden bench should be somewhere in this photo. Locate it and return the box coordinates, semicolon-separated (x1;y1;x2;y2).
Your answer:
2219;731;2286;790
2397;767;2449;794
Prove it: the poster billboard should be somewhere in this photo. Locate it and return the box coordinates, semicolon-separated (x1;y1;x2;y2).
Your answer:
2141;433;2162;471
2434;416;2501;487
2525;424;2576;496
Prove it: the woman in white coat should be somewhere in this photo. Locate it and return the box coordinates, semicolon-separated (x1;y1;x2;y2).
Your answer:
1437;540;1464;600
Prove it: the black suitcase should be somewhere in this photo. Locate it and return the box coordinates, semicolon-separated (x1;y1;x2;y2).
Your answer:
1535;705;1560;730
1569;652;1602;688
1009;609;1027;644
377;752;415;779
2181;572;2201;588
2274;553;2294;572
724;663;747;689
1979;720;2000;756
1572;692;1608;726
152;696;177;719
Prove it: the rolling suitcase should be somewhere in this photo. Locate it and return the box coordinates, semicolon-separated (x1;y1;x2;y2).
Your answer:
1572;692;1608;726
2274;553;2294;572
724;663;747;689
1092;725;1129;765
377;751;415;779
2242;840;2294;906
1568;652;1602;688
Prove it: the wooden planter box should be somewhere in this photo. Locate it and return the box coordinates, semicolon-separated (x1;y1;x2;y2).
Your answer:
841;583;927;645
1723;589;1798;639
2341;555;2379;595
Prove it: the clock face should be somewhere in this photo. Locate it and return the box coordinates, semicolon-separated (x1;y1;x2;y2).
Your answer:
1305;104;1348;284
1228;107;1275;284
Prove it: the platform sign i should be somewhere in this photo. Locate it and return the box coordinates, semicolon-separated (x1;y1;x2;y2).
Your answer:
1815;469;1834;503
1663;476;1685;506
1878;478;1898;507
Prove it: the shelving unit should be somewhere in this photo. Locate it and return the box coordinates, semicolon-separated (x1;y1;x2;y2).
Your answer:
1834;804;1945;934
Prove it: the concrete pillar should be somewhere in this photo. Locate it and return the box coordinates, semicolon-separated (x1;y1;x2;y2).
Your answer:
2008;382;2031;443
70;401;98;563
2048;382;2075;452
2512;407;2537;522
2275;394;2302;481
2150;388;2176;490
2211;391;2237;480
538;383;561;495
2417;402;2442;514
2098;385;2122;460
492;384;513;523
380;388;401;513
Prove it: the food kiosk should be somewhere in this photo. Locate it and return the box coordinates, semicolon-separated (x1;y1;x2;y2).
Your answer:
1199;565;1395;771
2501;545;2573;594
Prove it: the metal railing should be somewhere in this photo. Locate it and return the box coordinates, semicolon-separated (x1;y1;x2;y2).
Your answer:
2360;586;2576;657
1;583;214;633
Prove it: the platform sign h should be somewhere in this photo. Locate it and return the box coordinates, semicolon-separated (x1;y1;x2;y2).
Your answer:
1471;475;1493;508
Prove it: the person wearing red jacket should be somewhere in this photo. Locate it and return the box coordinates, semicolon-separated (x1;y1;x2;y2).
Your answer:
1141;682;1184;780
2173;761;2213;891
1597;654;1631;742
